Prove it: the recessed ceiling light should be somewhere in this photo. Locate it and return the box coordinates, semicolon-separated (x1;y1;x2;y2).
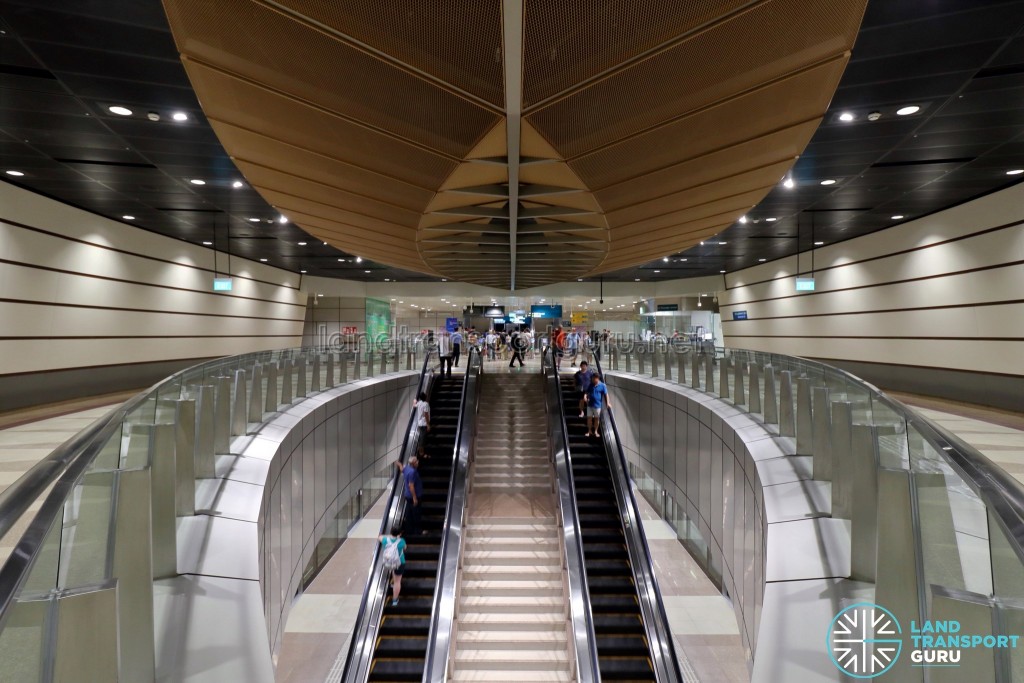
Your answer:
783;177;795;189
146;111;160;122
896;105;920;116
189;179;205;185
278;215;287;224
364;270;371;273
891;215;905;220
399;301;404;304
838;112;855;122
391;298;396;301
738;215;747;224
259;258;268;262
337;258;345;262
662;257;669;262
248;217;260;222
814;241;824;246
172;112;188;122
766;217;777;222
122;215;135;220
719;241;727;245
820;179;836;185
300;270;307;274
634;278;640;282
720;270;726;273
202;240;212;246
355;256;363;263
441;278;447;281
653;270;661;273
108;105;133;116
679;258;687;262
5;170;25;176
758;258;767;262
297;241;306;246
577;278;583;282
232;180;243;188
1007;169;1024;175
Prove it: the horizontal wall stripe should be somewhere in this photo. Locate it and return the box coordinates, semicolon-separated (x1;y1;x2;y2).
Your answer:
722;259;1024;308
1;217;301;292
0;257;306;309
725;217;1024;291
803;357;1024;380
0;356;215;378
724;335;1023;342
0;297;306;323
721;298;1024;320
0;335;303;341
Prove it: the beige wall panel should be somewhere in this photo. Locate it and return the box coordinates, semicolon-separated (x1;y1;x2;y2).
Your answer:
0;303;301;339
722;267;1024;321
722;303;1024;341
720;183;1024;379
0;184;306;377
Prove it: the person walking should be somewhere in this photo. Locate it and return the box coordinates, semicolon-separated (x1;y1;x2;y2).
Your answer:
397;455;425;535
379;526;407;606
508;328;526;368
437;330;453;378
567;328;579;367
552;325;566;371
584;372;610;438
573;361;594;418
485;330;497;361
451;327;463;368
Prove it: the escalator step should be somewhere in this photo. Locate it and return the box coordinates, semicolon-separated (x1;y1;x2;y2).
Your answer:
368;657;425;682
598;656;655;680
374;637;428;655
592;615;646;634
379;616;431;635
591;595;640;612
597;635;651;657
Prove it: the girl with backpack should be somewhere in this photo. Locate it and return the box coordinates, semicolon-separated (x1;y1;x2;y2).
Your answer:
379;526;407;606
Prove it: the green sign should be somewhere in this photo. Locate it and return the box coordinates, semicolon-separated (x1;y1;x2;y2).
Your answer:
365;298;391;349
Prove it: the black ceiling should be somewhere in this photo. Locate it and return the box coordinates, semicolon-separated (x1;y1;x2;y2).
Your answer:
2;0;1023;285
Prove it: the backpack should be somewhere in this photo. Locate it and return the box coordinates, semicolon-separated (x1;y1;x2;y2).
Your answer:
382;538;401;570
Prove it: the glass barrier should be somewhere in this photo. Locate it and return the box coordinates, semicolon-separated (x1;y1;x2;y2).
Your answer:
0;343;425;681
604;342;1024;681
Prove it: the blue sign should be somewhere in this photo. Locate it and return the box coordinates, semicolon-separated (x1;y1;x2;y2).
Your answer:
796;277;816;291
445;317;459;332
212;277;233;292
530;305;563;319
732;310;748;320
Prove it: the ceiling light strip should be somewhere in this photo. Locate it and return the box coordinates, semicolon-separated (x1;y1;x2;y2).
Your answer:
503;0;524;290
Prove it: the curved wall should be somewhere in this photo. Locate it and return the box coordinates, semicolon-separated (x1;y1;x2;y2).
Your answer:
0;182;306;410
159;372;418;681
718;182;1024;411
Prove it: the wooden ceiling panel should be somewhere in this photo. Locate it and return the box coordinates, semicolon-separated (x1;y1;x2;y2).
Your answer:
526;0;866;158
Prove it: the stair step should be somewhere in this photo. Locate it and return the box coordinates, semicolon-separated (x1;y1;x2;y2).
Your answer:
461;580;563;597
462;566;563;581
458;612;565;630
473;482;551;492
463;550;561;566
464;516;556;526
457;629;567;650
465;537;558;549
450;669;572;682
466;523;557;537
454;649;569;671
459;595;563;613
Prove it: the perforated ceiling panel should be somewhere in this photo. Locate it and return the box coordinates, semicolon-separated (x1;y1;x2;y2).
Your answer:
272;0;505;108
162;0;866;287
522;0;752;107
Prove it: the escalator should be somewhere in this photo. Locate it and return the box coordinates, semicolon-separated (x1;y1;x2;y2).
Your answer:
560;374;657;681
365;375;464;681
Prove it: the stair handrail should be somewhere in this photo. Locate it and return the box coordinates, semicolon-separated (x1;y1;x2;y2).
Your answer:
340;348;440;683
544;347;602;682
423;348;483;682
591;353;686;683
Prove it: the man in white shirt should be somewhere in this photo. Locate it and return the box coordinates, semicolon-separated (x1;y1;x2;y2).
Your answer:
436;330;453;378
485;330;496;361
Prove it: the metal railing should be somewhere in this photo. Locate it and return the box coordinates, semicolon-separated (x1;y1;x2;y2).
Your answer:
541;347;601;682
0;344;423;682
340;347;442;683
605;343;1024;681
424;348;483;682
588;351;686;683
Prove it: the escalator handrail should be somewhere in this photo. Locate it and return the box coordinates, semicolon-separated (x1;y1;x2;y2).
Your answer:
544;347;602;683
422;348;482;682
340;349;439;683
592;353;685;683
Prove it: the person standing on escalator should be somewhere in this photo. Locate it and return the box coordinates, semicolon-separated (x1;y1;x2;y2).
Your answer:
397;456;425;535
379;526;406;607
451;327;463;368
584;372;610;439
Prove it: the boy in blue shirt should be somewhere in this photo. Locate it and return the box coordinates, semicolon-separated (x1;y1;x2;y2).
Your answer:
585;373;610;438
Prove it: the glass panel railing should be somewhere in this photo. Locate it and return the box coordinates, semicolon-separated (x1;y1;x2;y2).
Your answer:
604;341;1024;681
0;341;426;680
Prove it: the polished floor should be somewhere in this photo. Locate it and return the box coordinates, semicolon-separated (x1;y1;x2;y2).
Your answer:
2;375;1022;682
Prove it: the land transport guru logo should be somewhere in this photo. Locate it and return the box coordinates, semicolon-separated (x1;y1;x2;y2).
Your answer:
826;602;1021;678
